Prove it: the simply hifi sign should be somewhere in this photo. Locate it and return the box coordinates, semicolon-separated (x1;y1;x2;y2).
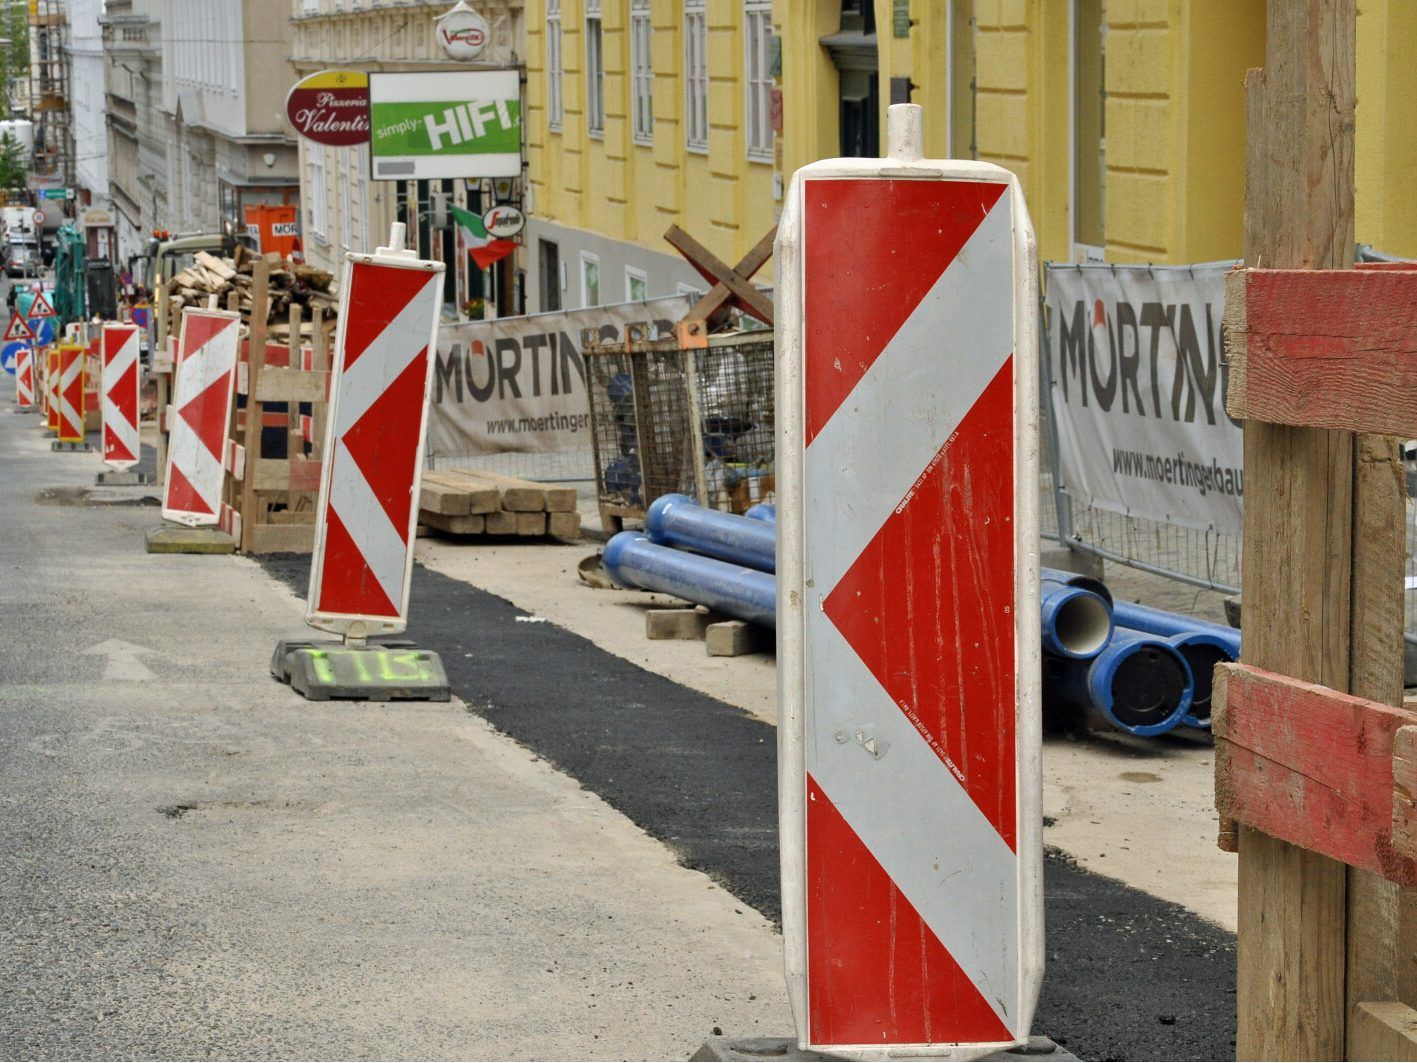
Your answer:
1046;262;1244;535
368;70;521;180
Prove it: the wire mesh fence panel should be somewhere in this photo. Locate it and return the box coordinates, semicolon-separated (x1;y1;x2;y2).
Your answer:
428;449;596;482
584;332;775;529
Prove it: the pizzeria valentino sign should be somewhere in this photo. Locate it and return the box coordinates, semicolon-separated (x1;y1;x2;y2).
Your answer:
285;70;371;147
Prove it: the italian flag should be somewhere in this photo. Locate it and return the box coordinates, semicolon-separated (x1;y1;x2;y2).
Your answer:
452;203;518;269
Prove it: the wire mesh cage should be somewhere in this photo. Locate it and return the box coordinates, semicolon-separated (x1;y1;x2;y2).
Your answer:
584;324;775;531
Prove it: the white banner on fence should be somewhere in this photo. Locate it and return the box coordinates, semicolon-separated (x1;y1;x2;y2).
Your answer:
1046;262;1244;536
428;295;692;460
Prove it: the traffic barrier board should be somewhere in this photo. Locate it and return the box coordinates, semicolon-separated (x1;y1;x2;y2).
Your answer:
56;344;85;443
4;311;33;343
306;232;443;636
162;309;240;526
775;106;1043;1055
101;324;142;470
15;345;33;408
45;347;59;431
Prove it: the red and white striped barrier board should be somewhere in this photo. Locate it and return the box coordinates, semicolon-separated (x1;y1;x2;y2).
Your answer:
162;309;240;526
15;345;33;408
775;106;1042;1057
307;229;443;636
45;347;59;431
101;324;142;470
56;344;85;443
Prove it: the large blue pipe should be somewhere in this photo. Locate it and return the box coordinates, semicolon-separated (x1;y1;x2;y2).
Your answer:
1040;565;1113;608
1040;577;1114;659
645;493;777;573
1049;628;1194;737
744;503;776;523
1162;630;1234;729
603;532;777;628
1110;599;1240;658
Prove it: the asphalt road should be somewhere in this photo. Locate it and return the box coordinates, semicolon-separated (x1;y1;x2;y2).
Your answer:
258;554;1238;1063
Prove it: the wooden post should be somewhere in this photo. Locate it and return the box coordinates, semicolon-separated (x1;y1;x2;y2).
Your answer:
154;281;171;487
1233;1;1408;1057
238;260;271;554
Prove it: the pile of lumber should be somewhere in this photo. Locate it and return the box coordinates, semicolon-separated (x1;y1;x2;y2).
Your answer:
168;248;337;322
419;468;582;541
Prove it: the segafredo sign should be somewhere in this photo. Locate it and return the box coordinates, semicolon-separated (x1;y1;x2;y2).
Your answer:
286;70;371;148
436;2;491;60
482;204;525;239
368;70;521;180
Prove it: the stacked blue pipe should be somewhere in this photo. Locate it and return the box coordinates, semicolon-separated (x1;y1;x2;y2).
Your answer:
603;532;776;628
601;494;777;628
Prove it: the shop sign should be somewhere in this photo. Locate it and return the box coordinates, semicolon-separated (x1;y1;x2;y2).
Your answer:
368;70;521;180
436;2;490;61
286;69;371;148
481;204;525;239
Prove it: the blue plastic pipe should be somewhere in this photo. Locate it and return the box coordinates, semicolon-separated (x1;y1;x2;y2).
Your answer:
1110;599;1240;659
1040;565;1113;608
645;493;777;573
1040;577;1114;660
744;503;776;523
1051;628;1194;737
603;532;777;628
1162;630;1235;729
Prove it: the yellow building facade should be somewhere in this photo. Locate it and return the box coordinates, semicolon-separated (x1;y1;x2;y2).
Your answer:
529;0;1417;290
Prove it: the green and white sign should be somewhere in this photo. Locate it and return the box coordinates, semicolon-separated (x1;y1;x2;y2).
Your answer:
368;70;522;180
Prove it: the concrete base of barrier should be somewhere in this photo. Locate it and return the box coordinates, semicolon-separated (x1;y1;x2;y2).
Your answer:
96;469;153;486
51;440;92;453
271;638;451;702
690;1036;1075;1062
144;524;236;554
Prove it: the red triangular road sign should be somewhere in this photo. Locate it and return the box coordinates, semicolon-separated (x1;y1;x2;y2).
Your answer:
4;311;34;342
28;290;55;318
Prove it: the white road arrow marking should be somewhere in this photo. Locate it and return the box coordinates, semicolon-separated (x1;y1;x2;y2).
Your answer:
82;639;158;681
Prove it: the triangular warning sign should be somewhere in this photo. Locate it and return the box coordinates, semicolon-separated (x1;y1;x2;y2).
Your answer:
28;290;55;318
4;311;33;342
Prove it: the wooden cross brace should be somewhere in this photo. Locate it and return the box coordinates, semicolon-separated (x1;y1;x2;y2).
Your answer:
664;224;777;339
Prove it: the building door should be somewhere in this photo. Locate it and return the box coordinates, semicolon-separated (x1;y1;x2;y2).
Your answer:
539;239;561;312
822;0;879;158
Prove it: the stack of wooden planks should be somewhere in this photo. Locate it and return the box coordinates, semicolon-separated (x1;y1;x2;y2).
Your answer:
168;248;337;323
419;468;582;541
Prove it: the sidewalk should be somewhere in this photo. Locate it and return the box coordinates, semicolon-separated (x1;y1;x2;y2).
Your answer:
0;407;790;1060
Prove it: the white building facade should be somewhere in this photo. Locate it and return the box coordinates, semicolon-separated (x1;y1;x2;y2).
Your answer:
68;0;108;208
102;0;165;266
160;0;299;236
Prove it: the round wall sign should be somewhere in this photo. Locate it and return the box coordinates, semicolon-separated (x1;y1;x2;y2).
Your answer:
437;3;491;60
285;69;371;148
482;204;525;239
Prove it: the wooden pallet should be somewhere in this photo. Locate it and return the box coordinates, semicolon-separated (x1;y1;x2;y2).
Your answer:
417;467;581;541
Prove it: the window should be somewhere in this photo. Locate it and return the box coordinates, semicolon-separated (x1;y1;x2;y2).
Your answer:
631;0;654;145
540;239;561;312
305;144;327;243
585;0;605;136
744;0;773;161
625;266;648;302
683;0;708;152
546;0;564;131
580;250;600;307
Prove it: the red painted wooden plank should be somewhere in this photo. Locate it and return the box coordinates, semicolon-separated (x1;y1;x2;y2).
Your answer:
1224;267;1417;436
1214;662;1417;885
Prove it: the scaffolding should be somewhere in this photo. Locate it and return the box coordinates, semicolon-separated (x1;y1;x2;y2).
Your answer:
28;0;70;188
